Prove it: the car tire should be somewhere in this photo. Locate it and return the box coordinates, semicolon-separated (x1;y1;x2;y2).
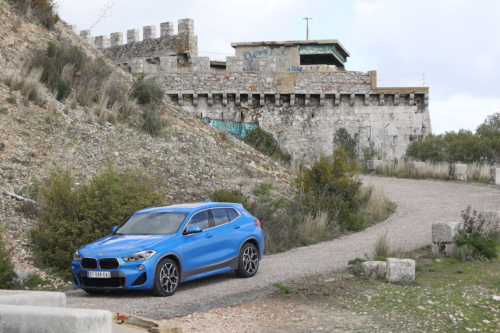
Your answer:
152;258;179;296
235;242;259;278
83;289;106;295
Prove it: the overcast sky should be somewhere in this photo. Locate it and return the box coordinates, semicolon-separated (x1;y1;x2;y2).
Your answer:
54;0;500;134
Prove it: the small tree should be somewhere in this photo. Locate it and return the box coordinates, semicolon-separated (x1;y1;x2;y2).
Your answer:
333;128;358;161
0;233;17;289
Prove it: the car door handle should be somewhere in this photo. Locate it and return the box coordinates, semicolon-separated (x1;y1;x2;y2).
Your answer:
205;234;213;238
233;225;240;229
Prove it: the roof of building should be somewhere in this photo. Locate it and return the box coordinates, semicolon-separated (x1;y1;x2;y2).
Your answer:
231;39;350;57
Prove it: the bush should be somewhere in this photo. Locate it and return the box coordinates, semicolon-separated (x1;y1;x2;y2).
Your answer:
243;128;291;163
0;232;18;289
140;104;167;136
7;0;60;29
333;128;358;161
295;149;362;230
6;96;16;104
209;189;251;210
130;74;165;106
452;206;499;261
30;167;162;278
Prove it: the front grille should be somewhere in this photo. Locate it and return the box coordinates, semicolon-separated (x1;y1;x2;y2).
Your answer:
79;277;125;288
81;258;98;269
99;258;119;269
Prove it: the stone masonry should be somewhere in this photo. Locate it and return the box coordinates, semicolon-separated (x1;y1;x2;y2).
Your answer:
71;18;431;161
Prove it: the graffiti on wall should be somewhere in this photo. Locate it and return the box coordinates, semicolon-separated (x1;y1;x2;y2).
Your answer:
242;48;302;72
202;117;259;138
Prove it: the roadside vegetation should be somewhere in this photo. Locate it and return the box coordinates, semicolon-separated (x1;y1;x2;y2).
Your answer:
6;0;60;30
0;232;19;289
211;149;395;254
28;166;163;278
243;127;292;164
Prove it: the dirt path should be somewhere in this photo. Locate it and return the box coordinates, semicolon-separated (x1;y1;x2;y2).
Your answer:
66;176;500;319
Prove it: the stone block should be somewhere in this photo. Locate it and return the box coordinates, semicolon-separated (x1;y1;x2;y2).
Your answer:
449;164;467;181
161;22;174;37
127;29;139;43
129;58;144;74
431;242;456;256
432;222;460;243
386;258;415;283
480;211;500;232
69;25;77;34
143;25;156;40
0;305;111;333
178;18;194;35
367;160;383;172
95;36;110;50
409;162;425;177
361;261;386;277
490;168;500;185
110;32;123;47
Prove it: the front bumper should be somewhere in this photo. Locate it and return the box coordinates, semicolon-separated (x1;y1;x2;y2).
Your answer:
71;258;156;291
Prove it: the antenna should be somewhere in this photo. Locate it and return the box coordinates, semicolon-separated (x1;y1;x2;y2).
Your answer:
303;17;313;40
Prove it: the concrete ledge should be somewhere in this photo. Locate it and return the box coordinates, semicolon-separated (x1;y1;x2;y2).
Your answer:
0;290;66;307
0;304;112;333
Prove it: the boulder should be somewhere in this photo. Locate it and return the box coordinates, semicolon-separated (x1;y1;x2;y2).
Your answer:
386;258;415;284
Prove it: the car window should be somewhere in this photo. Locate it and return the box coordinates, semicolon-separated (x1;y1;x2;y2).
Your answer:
212;208;230;226
189;210;209;230
227;208;239;222
117;212;187;235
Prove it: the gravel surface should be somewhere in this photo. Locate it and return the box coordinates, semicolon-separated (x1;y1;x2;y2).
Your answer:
66;176;500;318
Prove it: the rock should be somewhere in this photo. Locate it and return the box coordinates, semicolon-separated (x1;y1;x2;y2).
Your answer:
13;269;37;284
492;296;500;301
431;222;460;255
386;258;415;284
361;261;386;277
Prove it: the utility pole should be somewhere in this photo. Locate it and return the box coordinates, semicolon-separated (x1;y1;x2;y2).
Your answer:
303;17;312;40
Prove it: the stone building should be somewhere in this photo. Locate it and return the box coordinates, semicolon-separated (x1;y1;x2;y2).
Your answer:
72;19;431;161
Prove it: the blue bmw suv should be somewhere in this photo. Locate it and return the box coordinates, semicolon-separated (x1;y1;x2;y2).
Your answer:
71;201;264;296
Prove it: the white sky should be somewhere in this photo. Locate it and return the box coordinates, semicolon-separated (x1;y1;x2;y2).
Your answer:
54;0;500;134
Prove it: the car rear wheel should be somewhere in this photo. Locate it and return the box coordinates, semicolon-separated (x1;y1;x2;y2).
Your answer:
235;243;259;278
152;258;179;296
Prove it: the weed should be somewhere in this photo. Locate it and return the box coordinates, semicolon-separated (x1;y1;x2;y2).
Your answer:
373;231;391;258
6;96;16;104
348;258;366;276
273;283;294;294
0;231;18;289
130;74;164;105
25;274;51;289
139;103;167;137
243;127;291;164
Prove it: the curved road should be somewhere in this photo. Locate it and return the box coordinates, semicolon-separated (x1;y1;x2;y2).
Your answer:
66;176;500;318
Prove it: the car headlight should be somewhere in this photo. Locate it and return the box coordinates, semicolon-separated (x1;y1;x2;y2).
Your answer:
74;251;82;262
122;250;157;262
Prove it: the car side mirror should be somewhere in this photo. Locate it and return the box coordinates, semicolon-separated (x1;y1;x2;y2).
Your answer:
185;225;202;235
110;226;118;234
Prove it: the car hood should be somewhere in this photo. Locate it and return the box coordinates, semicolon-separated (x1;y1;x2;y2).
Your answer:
79;234;173;256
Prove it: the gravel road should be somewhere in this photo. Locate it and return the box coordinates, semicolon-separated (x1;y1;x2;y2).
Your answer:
66;176;500;318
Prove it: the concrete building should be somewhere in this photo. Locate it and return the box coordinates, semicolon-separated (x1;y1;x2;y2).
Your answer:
73;19;431;161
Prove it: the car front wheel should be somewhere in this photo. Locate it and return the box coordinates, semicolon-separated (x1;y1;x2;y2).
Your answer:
235;243;259;278
152;258;179;296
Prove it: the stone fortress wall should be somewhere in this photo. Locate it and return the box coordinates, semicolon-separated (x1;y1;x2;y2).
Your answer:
70;19;431;161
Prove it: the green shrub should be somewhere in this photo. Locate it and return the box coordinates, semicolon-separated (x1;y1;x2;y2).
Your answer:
209;189;252;210
30;167;162;278
295;149;362;230
348;258;366;276
273;282;294;294
333;128;358;161
25;274;51;289
139;103;167;137
130;74;164;105
0;232;18;289
373;256;386;261
243;128;291;163
6;96;16;104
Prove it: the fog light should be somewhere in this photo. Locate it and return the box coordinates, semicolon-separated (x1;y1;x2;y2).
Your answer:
138;264;145;271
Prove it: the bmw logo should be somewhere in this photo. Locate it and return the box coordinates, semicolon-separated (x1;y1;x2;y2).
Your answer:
98;253;102;257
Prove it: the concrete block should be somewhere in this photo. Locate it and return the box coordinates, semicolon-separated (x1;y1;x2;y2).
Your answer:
367;160;383;172
110;32;123;47
409;162;425;177
449;164;467;181
490;168;500;185
0;290;66;307
0;305;112;333
386;258;415;283
361;261;386;277
431;242;456;256
178;18;194;35
143;25;156;40
432;222;460;243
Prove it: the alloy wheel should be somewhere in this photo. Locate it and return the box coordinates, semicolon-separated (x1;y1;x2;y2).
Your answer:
159;262;178;293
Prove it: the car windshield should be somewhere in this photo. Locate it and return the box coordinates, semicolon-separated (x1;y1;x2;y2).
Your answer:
116;212;188;235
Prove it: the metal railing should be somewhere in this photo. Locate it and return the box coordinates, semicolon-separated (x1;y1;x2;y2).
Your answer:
377;73;425;87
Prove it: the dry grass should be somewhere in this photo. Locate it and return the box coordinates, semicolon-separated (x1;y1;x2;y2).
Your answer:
4;67;44;106
377;159;491;182
299;212;334;240
45;100;57;123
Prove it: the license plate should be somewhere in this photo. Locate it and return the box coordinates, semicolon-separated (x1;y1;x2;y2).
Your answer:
87;271;111;278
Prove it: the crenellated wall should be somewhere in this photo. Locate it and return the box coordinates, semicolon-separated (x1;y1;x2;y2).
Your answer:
149;71;431;161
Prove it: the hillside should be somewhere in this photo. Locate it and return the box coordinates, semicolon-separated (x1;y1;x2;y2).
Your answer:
0;0;293;279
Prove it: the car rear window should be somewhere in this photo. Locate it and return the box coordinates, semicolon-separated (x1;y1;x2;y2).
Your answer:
227;208;239;222
212;208;230;226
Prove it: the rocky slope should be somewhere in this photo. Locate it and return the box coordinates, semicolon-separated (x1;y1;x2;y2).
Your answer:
0;0;293;283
